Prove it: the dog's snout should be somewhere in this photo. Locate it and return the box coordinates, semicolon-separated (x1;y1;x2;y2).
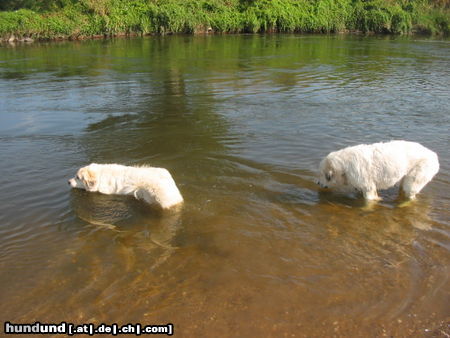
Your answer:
68;180;71;185
317;181;328;189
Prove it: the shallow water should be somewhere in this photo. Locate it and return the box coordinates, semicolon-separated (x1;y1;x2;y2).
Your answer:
0;35;449;336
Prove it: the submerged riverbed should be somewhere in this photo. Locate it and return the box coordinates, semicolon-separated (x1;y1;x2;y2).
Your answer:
0;35;449;336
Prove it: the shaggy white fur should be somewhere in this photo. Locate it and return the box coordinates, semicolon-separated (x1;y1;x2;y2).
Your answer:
317;140;439;201
69;163;183;209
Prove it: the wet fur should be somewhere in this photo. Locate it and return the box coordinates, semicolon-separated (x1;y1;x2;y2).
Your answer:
69;163;183;209
317;141;439;201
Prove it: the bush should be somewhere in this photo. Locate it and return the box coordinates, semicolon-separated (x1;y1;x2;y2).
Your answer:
0;0;448;40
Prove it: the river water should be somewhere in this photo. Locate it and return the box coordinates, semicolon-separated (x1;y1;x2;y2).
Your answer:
0;35;449;336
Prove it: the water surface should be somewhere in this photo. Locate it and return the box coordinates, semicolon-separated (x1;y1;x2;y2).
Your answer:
0;35;449;336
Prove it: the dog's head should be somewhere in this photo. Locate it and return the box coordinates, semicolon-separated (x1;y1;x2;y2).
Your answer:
317;156;347;189
68;164;99;191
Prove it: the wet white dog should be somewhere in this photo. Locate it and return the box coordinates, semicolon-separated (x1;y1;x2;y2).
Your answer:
69;163;183;209
317;141;439;201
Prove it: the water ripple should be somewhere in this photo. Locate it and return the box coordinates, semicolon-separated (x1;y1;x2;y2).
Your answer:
0;35;449;335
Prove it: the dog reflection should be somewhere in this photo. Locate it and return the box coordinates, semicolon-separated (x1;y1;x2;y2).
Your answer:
70;189;182;262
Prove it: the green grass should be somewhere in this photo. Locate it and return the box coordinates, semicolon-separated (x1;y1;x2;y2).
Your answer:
0;0;449;41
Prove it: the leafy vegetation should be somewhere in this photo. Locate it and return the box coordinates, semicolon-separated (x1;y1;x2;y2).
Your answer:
0;0;448;40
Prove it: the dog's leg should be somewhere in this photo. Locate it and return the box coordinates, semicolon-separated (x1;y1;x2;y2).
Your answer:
362;188;380;201
401;160;436;199
360;188;381;211
401;178;417;199
134;187;160;206
402;177;425;200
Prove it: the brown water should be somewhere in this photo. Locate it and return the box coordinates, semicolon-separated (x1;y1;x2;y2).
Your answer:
0;35;449;337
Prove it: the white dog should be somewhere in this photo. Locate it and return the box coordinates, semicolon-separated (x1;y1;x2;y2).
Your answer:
317;141;439;201
69;163;183;209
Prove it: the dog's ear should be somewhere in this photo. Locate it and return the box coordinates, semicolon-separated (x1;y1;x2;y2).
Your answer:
79;167;97;191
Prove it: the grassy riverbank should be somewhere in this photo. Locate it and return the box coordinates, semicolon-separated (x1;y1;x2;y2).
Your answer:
1;0;449;41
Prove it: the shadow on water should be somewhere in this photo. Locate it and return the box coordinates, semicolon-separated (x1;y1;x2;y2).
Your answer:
69;188;183;271
70;188;182;240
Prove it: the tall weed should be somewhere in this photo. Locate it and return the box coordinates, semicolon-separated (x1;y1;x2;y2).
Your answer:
0;0;448;40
